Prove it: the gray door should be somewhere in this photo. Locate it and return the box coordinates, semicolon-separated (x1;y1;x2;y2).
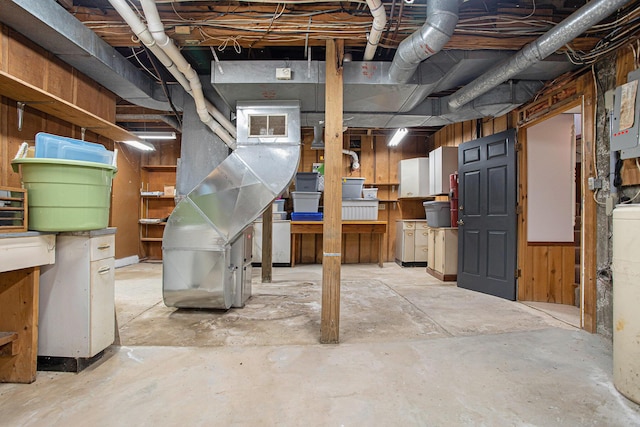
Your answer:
457;129;517;300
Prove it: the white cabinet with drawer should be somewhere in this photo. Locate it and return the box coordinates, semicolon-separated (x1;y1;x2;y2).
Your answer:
395;220;428;266
39;228;116;358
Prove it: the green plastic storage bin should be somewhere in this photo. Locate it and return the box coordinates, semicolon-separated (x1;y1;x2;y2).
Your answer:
11;158;117;232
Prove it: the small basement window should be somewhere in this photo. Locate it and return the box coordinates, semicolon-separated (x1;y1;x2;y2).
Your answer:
249;114;287;137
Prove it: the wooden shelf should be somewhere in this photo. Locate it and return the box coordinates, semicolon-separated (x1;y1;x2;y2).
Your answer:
371;182;400;186
141;165;177;171
0;331;18;357
0;331;18;347
0;186;27;232
141;195;175;199
0;70;136;143
140;165;176;260
398;196;436;200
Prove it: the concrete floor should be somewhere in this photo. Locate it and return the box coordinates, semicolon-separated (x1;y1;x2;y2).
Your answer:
1;262;639;426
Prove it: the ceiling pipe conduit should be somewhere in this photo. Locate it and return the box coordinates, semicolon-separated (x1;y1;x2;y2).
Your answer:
110;0;236;146
107;0;192;92
363;0;387;61
448;0;629;110
343;149;360;170
139;0;237;149
388;0;458;84
0;0;176;111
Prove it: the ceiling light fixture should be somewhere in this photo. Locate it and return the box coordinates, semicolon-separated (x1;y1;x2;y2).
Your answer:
121;140;156;152
133;131;177;140
388;128;408;147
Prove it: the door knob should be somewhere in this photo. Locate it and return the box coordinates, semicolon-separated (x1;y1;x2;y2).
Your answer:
457;219;464;226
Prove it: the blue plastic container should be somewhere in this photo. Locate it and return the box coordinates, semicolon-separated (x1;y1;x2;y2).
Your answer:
35;132;114;165
291;212;323;221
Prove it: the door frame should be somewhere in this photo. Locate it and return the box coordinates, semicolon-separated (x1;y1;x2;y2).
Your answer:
515;80;596;332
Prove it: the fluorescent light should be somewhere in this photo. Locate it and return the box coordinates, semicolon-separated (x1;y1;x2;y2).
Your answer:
122;140;156;151
388;128;408;147
133;131;176;140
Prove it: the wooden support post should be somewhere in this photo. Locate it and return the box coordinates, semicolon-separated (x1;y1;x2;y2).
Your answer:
321;39;344;344
580;78;597;333
261;207;273;283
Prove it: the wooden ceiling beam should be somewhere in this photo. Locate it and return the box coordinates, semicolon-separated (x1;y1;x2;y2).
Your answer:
66;3;598;52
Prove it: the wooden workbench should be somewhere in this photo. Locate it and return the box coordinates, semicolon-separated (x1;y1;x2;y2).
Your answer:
290;220;387;268
0;232;55;383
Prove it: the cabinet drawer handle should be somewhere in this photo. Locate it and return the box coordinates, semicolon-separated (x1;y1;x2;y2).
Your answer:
98;266;111;274
98;243;111;250
423;232;428;236
408;232;413;236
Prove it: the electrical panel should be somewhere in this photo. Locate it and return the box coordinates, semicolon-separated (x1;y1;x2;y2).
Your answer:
612;68;640;159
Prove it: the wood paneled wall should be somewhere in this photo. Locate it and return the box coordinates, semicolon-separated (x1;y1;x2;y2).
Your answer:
516;74;596;331
430;101;580;307
428;74;598;330
0;24;140;260
293;130;428;264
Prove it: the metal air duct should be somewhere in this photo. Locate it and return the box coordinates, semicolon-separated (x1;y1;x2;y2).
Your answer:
448;0;628;110
163;101;301;309
311;125;325;150
388;0;459;83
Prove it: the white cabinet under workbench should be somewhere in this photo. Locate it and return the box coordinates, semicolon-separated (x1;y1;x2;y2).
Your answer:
427;227;458;281
38;228;116;358
395;220;429;266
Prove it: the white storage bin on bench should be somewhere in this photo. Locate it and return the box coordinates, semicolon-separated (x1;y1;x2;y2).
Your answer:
292;191;321;212
342;199;378;220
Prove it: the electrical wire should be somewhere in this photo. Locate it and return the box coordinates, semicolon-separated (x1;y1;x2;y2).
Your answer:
170;1;195;22
141;44;183;129
129;47;160;81
591;64;599;186
80;0;640;61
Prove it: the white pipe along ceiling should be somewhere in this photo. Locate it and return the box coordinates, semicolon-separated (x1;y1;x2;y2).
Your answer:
139;0;237;149
108;0;237;149
363;0;387;61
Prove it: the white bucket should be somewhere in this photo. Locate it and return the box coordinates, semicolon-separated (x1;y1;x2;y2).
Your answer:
362;188;378;200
